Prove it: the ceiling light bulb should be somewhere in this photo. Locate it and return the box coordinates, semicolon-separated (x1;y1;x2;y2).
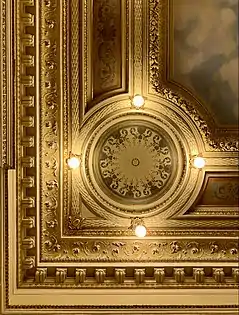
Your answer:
132;95;145;108
67;156;80;169
135;225;147;238
193;156;206;169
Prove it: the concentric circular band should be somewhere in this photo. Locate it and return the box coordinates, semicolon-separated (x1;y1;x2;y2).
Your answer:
83;112;185;216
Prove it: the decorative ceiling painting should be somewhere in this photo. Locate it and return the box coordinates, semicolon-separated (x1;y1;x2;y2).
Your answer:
170;0;238;126
0;0;238;313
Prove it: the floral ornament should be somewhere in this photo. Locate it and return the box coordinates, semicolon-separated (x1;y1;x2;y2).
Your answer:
46;219;58;228
45;161;51;168
92;244;101;253
230;248;238;255
210;243;219;254
72;247;80;255
45;93;57;110
46;60;56;70
43;234;61;253
44;240;52;248
46;179;58;190
191;247;199;254
150;242;161;255
45;158;58;176
46;19;56;29
112;248;119;255
170;241;181;254
46;140;57;150
111;242;126;256
152;247;160;255
52;244;61;252
42;229;49;237
44;197;58;213
132;244;140;253
187;242;200;255
68;216;85;230
45;121;52;128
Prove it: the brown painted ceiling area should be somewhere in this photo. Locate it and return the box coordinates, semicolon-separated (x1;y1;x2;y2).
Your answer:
0;0;238;313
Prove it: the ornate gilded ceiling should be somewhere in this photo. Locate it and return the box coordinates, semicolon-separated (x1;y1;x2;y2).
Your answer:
0;0;238;313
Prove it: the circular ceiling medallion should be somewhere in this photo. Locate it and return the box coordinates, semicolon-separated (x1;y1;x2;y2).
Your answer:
96;123;175;203
83;113;185;217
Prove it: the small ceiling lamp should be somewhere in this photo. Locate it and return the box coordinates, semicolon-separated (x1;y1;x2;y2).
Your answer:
135;225;147;238
192;156;206;169
132;94;145;109
67;154;81;169
130;217;147;238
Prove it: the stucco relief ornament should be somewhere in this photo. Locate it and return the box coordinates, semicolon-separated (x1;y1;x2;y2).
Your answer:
80;110;189;218
99;126;173;200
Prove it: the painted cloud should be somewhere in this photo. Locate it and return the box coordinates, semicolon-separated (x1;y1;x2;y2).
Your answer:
172;0;238;125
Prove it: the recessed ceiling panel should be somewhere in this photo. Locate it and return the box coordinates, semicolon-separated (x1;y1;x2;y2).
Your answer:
169;0;238;126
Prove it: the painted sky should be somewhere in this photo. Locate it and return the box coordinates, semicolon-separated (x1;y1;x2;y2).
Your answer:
171;0;238;125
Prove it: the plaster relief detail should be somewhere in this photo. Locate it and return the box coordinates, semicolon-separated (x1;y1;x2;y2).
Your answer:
213;268;225;283
193;268;205;284
232;268;239;283
93;0;120;95
115;268;126;284
35;268;47;283
213;182;239;201
95;269;106;283
174;268;185;283
22;217;35;229
56;268;67;283
22;257;35;270
22;237;35;250
98;124;175;201
134;268;145;284
154;268;165;283
41;238;239;262
75;269;86;284
80;107;191;220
